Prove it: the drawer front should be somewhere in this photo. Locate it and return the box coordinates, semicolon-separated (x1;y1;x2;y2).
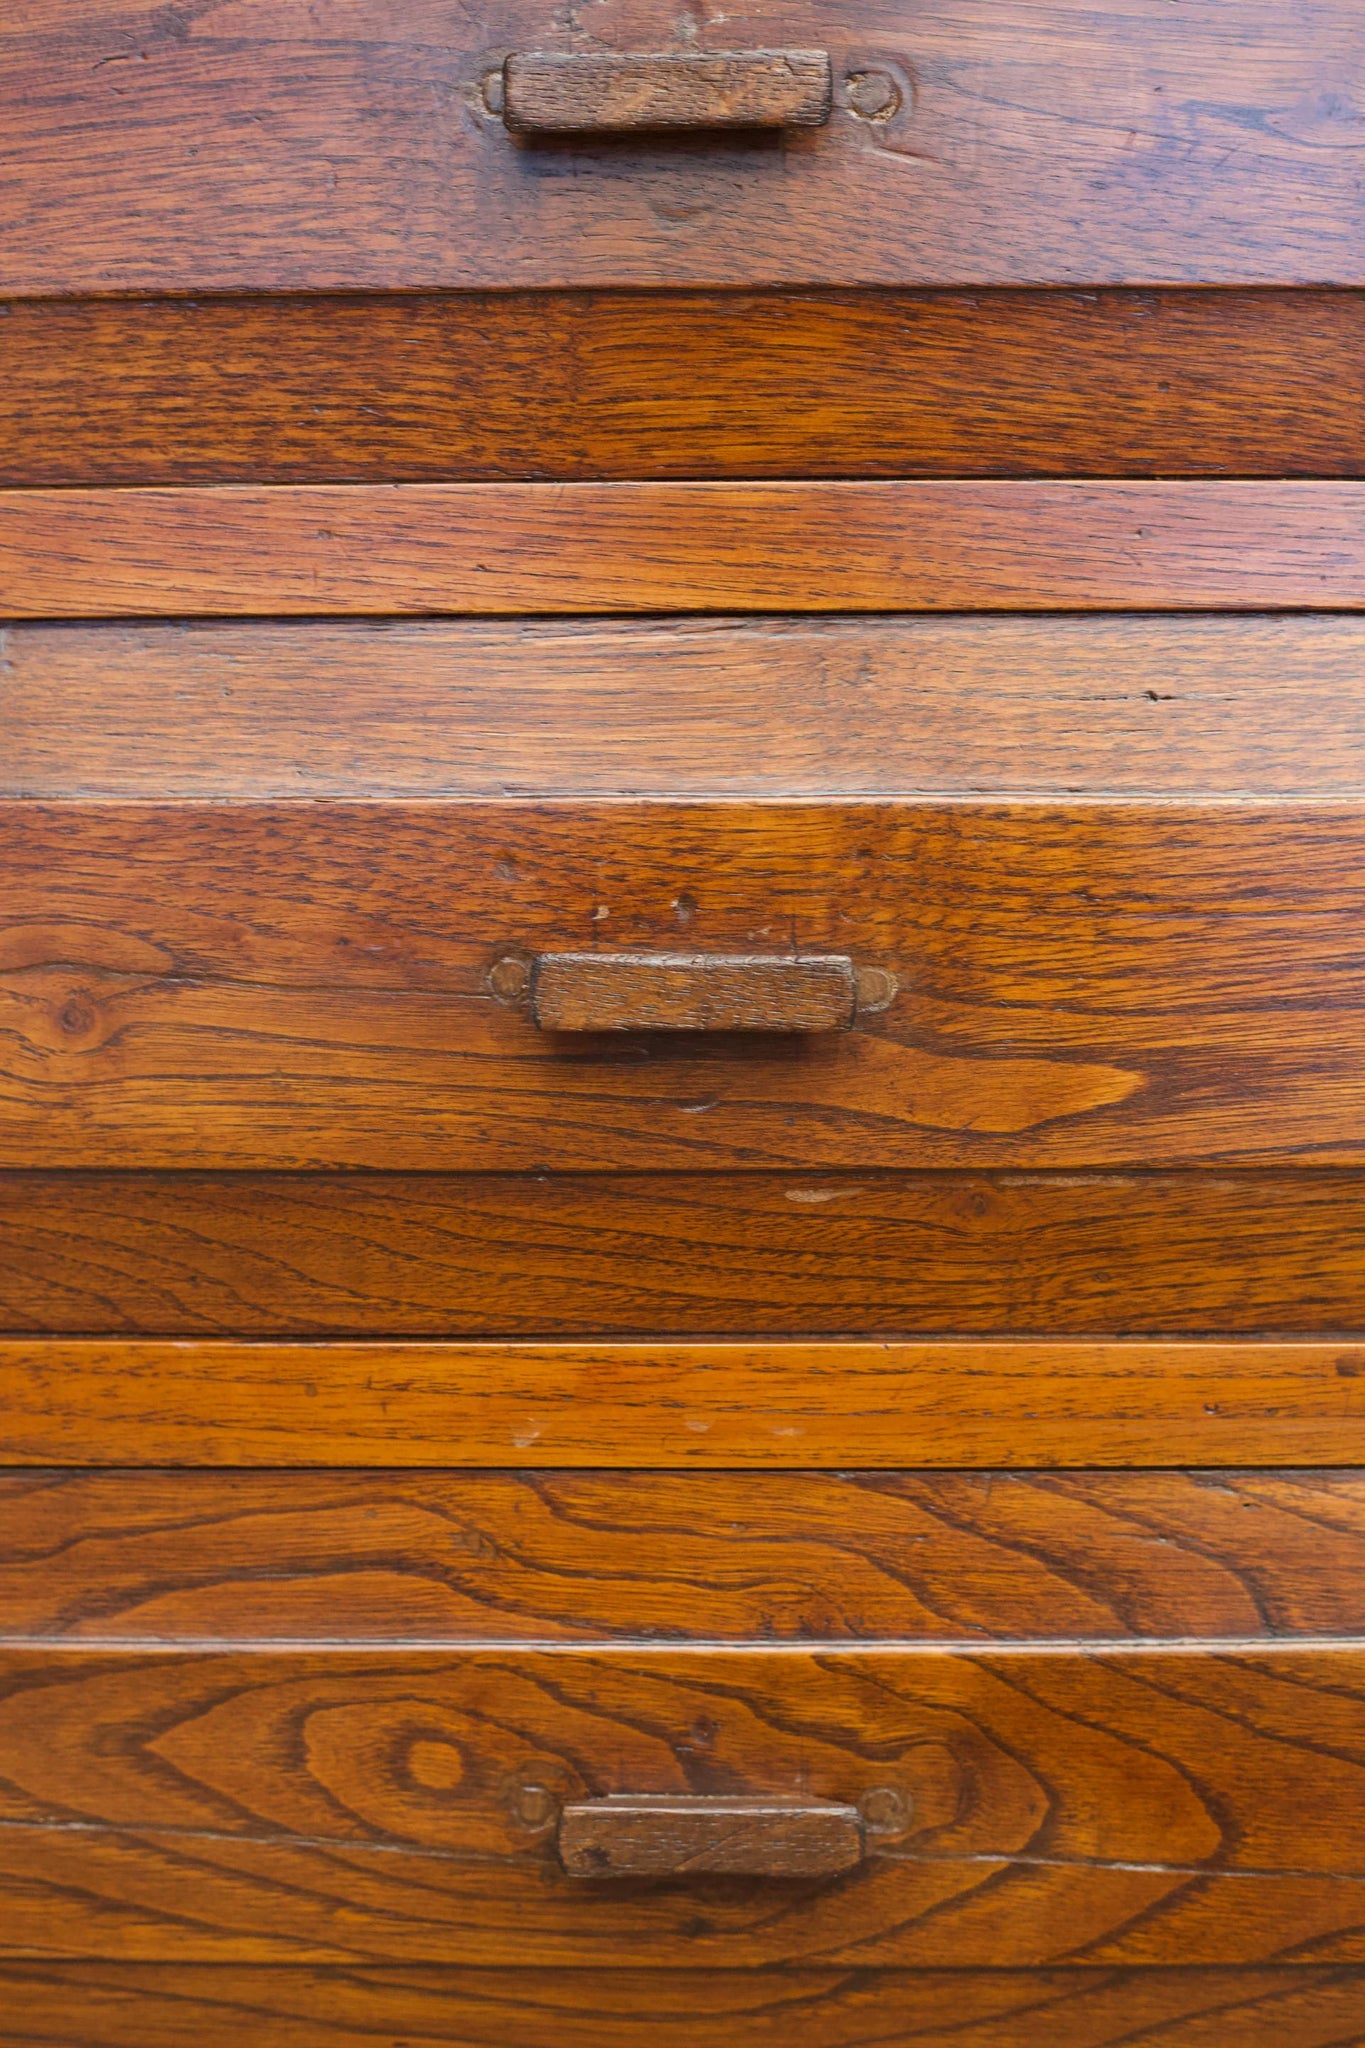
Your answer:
2;1642;1364;1965
3;794;1365;1171
3;3;1360;293
9;613;1365;1173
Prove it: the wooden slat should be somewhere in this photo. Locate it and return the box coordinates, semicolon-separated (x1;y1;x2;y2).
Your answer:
4;1963;1365;2048
7;800;1365;1169
3;1339;1365;1477
8;1469;1365;1629
5;1341;1365;1470
3;291;1362;489
4;1644;1365;1965
16;615;1365;800
7;482;1365;619
2;3;1361;291
1;1169;1362;1341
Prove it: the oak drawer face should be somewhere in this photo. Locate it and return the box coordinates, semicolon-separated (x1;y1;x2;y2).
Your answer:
5;796;1365;1171
3;1643;1364;1966
3;3;1361;293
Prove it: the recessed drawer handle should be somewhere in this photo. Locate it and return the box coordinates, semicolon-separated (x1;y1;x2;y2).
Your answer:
492;950;896;1033
559;1795;864;1878
501;49;834;134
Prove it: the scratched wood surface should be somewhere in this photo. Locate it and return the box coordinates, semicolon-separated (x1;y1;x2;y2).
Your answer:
4;1644;1365;1964
8;1339;1365;1469
7;1963;1365;2047
4;2;1363;290
15;615;1365;798
7;1470;1365;1637
10;483;1365;618
4;291;1363;488
7;799;1365;1168
5;1169;1365;1338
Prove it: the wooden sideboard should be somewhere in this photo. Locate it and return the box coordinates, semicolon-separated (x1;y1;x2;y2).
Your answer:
4;4;1365;2041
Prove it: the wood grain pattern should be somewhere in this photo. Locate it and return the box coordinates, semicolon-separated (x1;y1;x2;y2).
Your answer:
10;1470;1365;1633
3;1169;1364;1339
13;482;1365;619
4;291;1363;488
20;616;1365;801
3;3;1363;290
5;1644;1365;1964
502;51;833;133
11;1341;1365;1470
7;1963;1365;2048
8;799;1365;1168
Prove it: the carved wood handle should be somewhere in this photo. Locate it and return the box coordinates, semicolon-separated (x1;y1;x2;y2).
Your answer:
559;1796;864;1878
508;951;866;1033
502;50;833;134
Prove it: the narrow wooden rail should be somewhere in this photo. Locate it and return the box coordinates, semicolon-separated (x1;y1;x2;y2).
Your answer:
5;1338;1365;1466
4;481;1364;616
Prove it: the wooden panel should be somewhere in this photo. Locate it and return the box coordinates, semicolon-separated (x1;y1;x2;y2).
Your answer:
9;1470;1365;1633
18;616;1365;801
11;483;1365;619
7;800;1365;1168
3;291;1363;489
3;1169;1364;1339
10;1341;1365;1470
5;1645;1365;1964
7;1964;1365;2048
3;3;1363;290
501;51;834;134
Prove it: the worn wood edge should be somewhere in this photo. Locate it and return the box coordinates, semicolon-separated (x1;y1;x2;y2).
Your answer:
5;1338;1365;1467
7;481;1365;618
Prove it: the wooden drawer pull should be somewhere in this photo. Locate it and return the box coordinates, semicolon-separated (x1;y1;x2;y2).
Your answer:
559;1796;864;1878
507;951;869;1033
501;50;834;134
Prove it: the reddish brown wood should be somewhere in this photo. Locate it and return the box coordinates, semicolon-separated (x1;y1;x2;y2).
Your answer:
8;1470;1365;1637
2;3;1361;290
3;293;1362;489
502;52;833;133
0;1169;1362;1341
6;799;1365;1169
3;1644;1365;1964
9;1340;1365;1470
525;953;860;1034
16;615;1365;801
6;1962;1365;2047
10;482;1365;619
